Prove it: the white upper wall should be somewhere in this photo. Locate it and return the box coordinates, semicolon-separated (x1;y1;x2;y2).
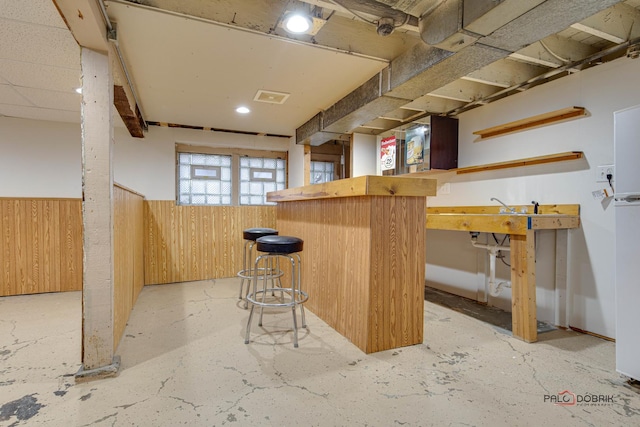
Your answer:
114;126;289;200
0;118;289;200
0;117;81;198
351;133;377;177
287;137;305;188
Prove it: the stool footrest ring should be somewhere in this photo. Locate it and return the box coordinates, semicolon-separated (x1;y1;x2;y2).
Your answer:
246;289;308;308
237;267;283;281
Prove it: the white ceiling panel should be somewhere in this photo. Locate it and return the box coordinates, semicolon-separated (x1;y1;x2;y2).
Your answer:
14;86;81;111
0;0;67;28
0;60;80;92
0;84;34;106
107;2;388;135
0;19;80;69
0;104;80;123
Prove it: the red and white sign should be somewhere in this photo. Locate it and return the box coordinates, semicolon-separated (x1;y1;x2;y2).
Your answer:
380;136;396;171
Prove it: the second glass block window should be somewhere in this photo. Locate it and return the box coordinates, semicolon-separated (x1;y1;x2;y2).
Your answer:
239;157;286;205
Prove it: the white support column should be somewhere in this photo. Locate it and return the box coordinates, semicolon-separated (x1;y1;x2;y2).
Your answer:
76;47;119;380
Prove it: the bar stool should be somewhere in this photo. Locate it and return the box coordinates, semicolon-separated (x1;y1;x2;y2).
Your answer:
237;228;280;308
244;235;308;348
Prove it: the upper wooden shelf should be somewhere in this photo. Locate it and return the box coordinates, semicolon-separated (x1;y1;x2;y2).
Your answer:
473;106;587;139
267;175;437;202
398;168;456;177
456;151;583;175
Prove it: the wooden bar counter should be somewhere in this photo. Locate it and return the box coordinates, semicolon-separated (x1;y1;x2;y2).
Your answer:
267;176;436;354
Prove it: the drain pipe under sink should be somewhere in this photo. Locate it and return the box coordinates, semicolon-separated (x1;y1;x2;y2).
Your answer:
470;232;511;297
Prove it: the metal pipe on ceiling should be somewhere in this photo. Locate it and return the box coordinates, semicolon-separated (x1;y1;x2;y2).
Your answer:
97;0;148;130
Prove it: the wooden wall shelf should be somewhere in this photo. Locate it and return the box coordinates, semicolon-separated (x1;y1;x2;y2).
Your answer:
473;106;587;139
456;151;583;175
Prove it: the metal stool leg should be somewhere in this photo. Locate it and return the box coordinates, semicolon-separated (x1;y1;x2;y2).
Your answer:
257;255;268;327
244;248;307;347
296;254;306;328
239;240;257;308
238;240;249;299
244;302;256;344
290;255;299;347
245;254;263;344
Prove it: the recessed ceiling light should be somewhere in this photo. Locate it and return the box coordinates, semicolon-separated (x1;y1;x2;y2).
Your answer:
75;87;82;94
283;12;312;34
236;106;250;114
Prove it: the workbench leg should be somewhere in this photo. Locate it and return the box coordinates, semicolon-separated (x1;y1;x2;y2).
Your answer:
510;230;537;342
554;230;569;328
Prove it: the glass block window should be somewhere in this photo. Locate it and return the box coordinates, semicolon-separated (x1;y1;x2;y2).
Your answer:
310;161;335;184
239;157;286;205
177;152;232;205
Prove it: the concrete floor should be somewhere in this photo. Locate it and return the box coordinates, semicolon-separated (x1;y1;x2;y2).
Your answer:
1;278;639;426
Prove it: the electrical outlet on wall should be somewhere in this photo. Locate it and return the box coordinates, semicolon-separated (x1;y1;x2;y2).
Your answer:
596;165;614;182
438;182;451;195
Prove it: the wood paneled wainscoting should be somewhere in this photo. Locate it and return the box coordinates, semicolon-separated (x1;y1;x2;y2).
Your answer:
113;185;145;348
144;201;276;285
0;198;83;297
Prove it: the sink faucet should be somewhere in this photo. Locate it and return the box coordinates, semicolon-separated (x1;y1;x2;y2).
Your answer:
490;197;516;213
531;200;539;214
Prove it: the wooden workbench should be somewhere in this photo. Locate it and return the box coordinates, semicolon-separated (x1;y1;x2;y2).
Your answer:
267;176;437;353
426;204;581;343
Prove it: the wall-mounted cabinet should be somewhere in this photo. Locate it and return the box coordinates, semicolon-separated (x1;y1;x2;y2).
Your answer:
429;115;458;170
382;115;458;175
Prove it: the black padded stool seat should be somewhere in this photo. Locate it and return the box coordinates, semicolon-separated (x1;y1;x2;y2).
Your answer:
243;227;278;241
238;227;281;307
256;235;303;254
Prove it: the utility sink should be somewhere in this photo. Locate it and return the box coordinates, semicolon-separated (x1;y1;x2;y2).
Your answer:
426;205;581;235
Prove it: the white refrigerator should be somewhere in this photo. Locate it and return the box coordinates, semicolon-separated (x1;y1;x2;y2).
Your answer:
614;105;640;382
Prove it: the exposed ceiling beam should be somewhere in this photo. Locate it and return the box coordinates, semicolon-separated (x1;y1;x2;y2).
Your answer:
428;79;503;103
463;0;547;36
461;58;549;88
405;95;465;113
448;34;640;116
479;0;622;52
379;106;426;122
570;2;640;44
509;34;598;69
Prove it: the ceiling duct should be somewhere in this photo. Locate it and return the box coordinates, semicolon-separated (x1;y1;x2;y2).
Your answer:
418;0;553;53
330;0;419;28
296;0;623;145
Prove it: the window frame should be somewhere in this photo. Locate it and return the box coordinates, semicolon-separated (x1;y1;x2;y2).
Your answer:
176;143;288;206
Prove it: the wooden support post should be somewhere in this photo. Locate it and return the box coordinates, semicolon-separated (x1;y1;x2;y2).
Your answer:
76;48;119;381
303;145;311;186
510;230;537;342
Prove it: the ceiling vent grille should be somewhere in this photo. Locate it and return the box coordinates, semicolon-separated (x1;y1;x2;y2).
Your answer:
254;90;290;105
